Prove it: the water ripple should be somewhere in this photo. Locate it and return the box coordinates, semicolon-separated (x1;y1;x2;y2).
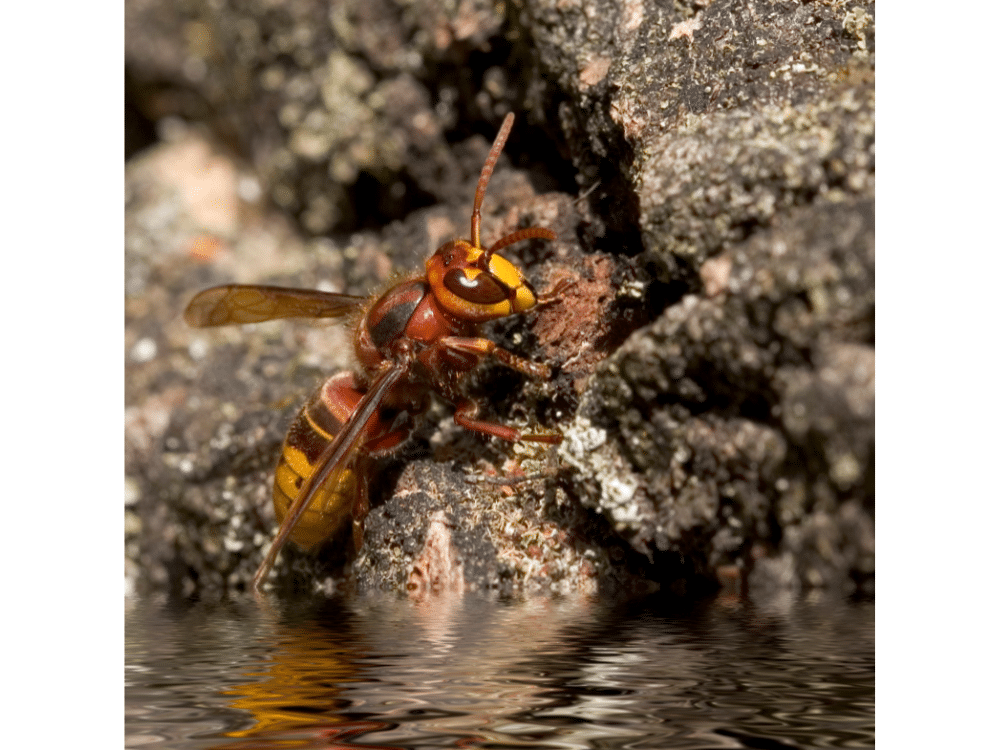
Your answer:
125;592;873;749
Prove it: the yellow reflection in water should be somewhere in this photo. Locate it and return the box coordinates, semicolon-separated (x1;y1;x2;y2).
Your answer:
213;591;600;748
218;617;364;746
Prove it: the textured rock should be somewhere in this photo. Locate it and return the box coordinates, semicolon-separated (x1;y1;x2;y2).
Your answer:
126;0;875;597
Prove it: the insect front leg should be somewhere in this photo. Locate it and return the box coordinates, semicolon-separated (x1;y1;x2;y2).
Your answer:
433;335;552;380
535;274;575;307
424;336;561;444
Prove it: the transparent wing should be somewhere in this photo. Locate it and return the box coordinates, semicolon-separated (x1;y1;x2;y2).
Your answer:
184;284;367;327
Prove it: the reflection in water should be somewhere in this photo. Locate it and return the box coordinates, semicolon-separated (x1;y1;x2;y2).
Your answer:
125;591;874;749
220;620;361;746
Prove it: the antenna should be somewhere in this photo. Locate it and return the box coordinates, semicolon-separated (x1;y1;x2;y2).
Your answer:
471;112;515;250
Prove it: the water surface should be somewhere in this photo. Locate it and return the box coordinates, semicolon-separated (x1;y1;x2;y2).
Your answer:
125;590;874;748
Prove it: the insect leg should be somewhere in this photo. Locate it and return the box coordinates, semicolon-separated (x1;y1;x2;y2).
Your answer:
351;463;371;552
535;274;575;306
453;398;562;444
434;335;552;380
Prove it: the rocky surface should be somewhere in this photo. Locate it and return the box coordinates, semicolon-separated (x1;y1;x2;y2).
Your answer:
126;0;874;599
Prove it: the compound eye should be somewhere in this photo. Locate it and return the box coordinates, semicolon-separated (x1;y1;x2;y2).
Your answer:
443;269;508;305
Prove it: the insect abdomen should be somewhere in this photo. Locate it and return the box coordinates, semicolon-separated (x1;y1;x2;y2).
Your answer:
272;374;360;550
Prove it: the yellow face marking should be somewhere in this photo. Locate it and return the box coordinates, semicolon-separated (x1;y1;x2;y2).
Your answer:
425;240;539;321
513;285;537;313
475;300;513;318
488;255;525;291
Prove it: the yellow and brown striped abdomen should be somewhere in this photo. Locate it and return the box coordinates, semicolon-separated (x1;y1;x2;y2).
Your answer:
272;374;361;550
